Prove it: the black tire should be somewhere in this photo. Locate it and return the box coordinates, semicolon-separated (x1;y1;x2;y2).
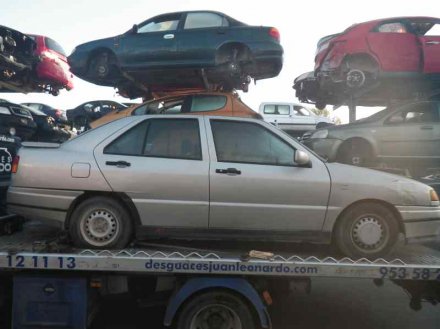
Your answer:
336;139;374;167
334;202;400;259
88;51;116;80
69;196;133;249
177;290;256;329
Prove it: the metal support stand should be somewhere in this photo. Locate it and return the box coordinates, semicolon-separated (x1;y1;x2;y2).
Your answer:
348;97;356;123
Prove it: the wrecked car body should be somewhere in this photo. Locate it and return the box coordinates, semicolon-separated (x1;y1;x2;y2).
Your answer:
0;25;37;92
68;10;283;98
294;17;440;108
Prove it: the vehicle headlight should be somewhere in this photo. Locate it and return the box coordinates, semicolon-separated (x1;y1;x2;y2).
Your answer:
9;127;16;136
311;129;328;139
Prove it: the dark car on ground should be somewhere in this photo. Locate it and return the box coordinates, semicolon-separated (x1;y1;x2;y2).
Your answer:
22;105;71;143
68;10;283;97
66;100;127;129
294;17;440;109
21;102;68;124
27;34;74;95
301;100;440;176
0;100;36;140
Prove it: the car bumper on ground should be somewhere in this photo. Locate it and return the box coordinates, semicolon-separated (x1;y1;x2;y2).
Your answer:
397;205;440;243
302;138;342;161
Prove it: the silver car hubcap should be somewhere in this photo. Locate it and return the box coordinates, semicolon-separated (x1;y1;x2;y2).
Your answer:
81;210;119;247
190;304;242;329
352;216;386;251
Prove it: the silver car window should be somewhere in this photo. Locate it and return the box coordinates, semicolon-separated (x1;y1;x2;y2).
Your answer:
104;121;149;156
277;105;290;115
104;118;202;161
143;119;202;160
386;102;440;124
263;104;276;114
377;22;407;33
134;97;186;115
184;13;227;30
138;15;180;33
211;120;295;166
190;95;226;112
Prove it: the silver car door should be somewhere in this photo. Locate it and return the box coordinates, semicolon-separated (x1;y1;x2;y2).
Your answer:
378;102;440;159
205;117;331;234
94;116;209;228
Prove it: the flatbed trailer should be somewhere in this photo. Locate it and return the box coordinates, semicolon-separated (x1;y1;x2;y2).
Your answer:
0;220;439;329
1;222;440;281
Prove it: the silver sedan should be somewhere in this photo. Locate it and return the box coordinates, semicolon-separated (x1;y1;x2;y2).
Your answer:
7;115;440;258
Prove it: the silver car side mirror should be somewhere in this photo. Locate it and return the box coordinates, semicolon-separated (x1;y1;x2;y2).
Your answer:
294;150;312;167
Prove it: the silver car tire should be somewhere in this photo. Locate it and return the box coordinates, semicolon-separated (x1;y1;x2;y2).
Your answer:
69;196;133;249
334;202;399;259
177;291;255;329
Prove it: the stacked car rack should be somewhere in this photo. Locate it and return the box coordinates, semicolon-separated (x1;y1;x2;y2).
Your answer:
1;14;440;329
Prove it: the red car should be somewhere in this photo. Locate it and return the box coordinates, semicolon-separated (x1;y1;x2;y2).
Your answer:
295;17;440;108
28;34;74;95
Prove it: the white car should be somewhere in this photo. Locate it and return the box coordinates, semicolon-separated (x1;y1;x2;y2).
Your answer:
259;102;333;137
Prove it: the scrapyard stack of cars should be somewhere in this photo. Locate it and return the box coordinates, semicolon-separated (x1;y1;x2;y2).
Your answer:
3;12;440;260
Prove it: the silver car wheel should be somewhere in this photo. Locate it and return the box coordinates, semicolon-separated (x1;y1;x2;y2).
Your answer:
351;216;388;252
190;304;242;329
80;209;119;247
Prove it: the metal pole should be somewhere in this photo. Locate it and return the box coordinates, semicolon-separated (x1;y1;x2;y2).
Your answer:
348;97;356;123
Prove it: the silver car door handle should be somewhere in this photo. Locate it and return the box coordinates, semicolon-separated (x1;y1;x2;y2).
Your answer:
106;160;131;168
216;168;241;175
426;41;440;45
163;34;174;39
420;125;433;130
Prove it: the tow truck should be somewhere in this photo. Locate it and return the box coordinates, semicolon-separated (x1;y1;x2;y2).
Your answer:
1;15;439;329
0;217;439;329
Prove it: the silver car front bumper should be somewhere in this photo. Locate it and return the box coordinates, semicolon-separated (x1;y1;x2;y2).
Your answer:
397;205;440;242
